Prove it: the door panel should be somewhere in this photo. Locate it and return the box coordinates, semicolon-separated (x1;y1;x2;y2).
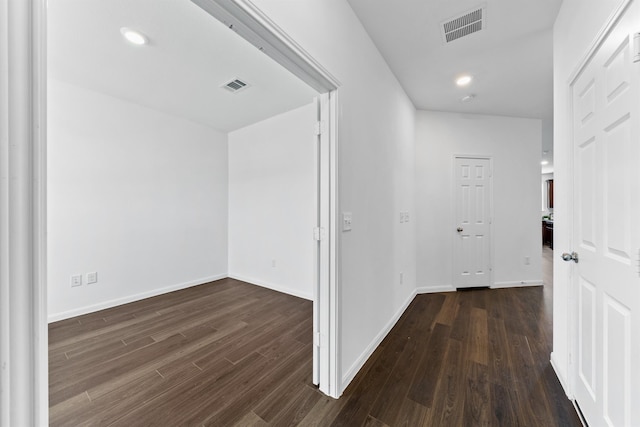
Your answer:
603;295;630;426
578;278;596;399
454;157;491;288
570;2;640;425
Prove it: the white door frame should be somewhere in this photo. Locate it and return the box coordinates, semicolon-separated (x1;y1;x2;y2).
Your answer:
191;0;341;399
452;155;494;289
0;0;48;425
564;0;635;403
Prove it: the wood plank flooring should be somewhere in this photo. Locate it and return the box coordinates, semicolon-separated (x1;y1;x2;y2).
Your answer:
50;247;580;426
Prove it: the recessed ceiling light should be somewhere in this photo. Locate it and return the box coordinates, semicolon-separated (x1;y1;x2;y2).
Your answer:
460;94;475;103
456;75;473;86
541;160;549;165
120;27;148;46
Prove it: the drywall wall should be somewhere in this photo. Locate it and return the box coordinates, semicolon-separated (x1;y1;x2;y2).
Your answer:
552;0;624;393
415;111;542;290
228;103;316;300
541;119;555;174
251;0;417;393
48;79;229;321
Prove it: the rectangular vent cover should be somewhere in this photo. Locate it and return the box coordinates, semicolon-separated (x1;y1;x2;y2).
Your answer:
441;6;485;43
221;78;250;93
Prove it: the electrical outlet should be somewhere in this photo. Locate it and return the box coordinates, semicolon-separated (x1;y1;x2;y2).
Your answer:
87;272;98;284
524;256;530;265
400;272;404;285
71;275;82;287
271;259;276;268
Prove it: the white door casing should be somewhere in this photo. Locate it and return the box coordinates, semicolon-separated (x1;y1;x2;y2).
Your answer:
453;157;492;288
0;0;49;425
569;1;640;425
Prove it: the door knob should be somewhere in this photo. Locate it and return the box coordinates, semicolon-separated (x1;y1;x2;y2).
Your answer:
457;227;463;232
561;252;579;263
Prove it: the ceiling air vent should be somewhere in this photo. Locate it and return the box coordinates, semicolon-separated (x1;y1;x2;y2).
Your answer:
221;78;250;93
441;6;486;43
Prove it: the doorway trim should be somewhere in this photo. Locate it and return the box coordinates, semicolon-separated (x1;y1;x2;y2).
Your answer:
451;155;494;289
0;0;48;424
191;0;341;398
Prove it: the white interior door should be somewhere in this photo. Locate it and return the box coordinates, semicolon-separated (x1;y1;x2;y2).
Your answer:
312;96;321;386
313;92;333;392
453;157;492;288
569;2;640;425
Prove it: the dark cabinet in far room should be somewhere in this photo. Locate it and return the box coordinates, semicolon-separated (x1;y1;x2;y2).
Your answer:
546;179;554;209
542;220;553;249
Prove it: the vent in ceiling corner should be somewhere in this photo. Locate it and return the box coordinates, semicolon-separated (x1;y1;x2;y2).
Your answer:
441;6;485;43
221;78;250;93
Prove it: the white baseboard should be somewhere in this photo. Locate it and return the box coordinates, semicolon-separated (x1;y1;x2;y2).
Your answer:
416;285;456;294
340;289;417;391
227;274;313;301
47;274;227;323
550;351;573;399
491;280;543;289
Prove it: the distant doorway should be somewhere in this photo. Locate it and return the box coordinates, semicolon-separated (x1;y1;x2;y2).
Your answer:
453;156;493;288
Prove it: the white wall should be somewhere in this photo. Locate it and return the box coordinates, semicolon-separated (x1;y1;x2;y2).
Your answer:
48;79;229;321
252;0;417;392
552;0;624;393
416;111;542;290
228;103;316;300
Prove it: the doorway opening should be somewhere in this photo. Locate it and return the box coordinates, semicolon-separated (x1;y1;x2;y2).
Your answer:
6;0;342;423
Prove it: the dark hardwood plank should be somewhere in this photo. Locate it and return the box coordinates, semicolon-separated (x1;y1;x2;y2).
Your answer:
468;307;489;366
434;292;459;326
50;250;580;426
406;322;450;407
267;384;321;426
370;295;445;424
393;398;429;427
252;359;314;422
425;338;467;426
463;361;490;426
449;292;472;341
201;344;313;426
490;382;519;426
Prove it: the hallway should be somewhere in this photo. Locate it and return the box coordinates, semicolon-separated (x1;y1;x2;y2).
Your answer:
323;246;580;426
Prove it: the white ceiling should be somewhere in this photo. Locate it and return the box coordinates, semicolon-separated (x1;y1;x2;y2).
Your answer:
346;0;562;169
48;0;317;132
49;0;560;168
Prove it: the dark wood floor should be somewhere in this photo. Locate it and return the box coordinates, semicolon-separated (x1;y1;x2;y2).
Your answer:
50;246;580;426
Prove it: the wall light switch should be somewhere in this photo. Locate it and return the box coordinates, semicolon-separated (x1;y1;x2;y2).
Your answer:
71;275;82;287
342;212;353;231
87;272;98;284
